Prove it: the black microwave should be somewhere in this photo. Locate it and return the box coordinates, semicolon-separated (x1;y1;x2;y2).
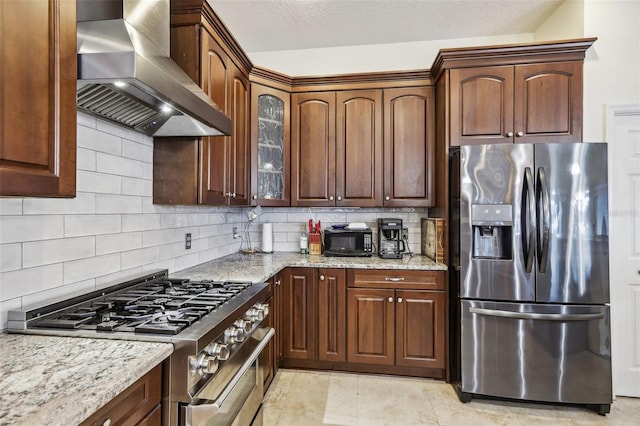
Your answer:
323;228;373;257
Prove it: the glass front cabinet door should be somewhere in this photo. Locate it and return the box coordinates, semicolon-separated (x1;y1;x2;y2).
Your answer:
250;84;291;206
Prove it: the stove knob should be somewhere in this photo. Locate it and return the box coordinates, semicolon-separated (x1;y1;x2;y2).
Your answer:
202;356;219;375
255;303;270;317
224;327;245;344
234;319;253;333
244;308;263;322
204;342;230;361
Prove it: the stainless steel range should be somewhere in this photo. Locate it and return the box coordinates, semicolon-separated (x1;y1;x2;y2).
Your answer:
7;269;273;426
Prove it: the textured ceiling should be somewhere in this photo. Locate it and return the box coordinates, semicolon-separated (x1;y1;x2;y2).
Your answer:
207;0;564;53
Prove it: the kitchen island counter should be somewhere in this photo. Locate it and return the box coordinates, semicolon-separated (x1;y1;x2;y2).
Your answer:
171;252;447;282
0;333;172;426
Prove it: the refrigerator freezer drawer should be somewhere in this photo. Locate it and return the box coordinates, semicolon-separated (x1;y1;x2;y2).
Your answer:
461;300;612;404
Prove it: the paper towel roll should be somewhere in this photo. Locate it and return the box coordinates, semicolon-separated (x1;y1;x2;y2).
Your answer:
262;222;273;253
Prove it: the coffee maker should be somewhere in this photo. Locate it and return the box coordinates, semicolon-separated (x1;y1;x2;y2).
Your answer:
377;218;407;259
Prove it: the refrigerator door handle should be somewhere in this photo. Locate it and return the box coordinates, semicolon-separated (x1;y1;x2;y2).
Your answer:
522;167;536;273
536;167;551;273
469;307;604;321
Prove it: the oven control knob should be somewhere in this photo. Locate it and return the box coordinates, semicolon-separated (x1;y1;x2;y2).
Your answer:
234;319;253;333
204;342;230;361
255;303;269;317
244;308;263;322
224;326;245;344
189;353;218;376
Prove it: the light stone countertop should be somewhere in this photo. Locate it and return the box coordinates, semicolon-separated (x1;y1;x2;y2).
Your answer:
172;251;447;282
0;334;172;426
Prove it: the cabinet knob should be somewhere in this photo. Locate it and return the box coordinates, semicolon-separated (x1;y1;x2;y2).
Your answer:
506;131;514;137
388;297;393;303
102;420;111;426
232;192;236;197
329;196;334;201
275;280;281;286
337;196;342;201
397;297;403;303
385;196;390;201
319;275;325;281
516;131;524;137
252;195;257;200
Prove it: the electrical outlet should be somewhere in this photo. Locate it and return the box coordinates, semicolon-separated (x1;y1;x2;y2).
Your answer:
401;227;409;241
185;233;191;249
232;227;238;239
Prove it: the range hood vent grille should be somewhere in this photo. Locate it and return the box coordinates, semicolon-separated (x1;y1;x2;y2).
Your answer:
77;85;166;130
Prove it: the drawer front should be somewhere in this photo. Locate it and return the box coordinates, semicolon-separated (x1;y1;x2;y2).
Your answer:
349;269;444;290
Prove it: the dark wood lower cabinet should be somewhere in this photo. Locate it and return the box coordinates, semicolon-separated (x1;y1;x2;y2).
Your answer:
80;364;162;426
282;268;316;360
318;268;346;362
278;268;446;379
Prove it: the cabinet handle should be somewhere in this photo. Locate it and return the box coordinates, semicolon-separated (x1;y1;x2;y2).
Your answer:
319;275;325;281
252;195;257;200
385;277;405;282
385;196;390;201
388;297;394;303
275;280;281;286
329;196;334;201
337;196;342;201
397;297;403;303
506;131;514;137
102;420;111;426
232;192;236;197
516;131;524;137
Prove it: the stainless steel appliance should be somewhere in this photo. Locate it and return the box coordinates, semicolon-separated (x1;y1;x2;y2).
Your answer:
8;270;273;425
76;0;232;137
450;143;612;414
377;218;407;259
323;227;373;257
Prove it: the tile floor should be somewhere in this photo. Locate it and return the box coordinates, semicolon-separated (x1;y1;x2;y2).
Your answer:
263;369;640;425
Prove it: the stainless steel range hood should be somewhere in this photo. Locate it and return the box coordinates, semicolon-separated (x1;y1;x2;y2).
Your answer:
76;0;232;137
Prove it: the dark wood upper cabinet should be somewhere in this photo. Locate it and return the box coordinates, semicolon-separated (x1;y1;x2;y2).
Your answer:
383;87;435;207
292;90;383;207
250;84;291;206
450;61;582;145
0;0;76;197
291;92;336;207
228;65;250;206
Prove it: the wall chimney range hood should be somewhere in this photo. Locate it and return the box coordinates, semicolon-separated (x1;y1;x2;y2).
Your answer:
76;0;232;137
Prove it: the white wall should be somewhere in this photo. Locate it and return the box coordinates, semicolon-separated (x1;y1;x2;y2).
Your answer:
582;0;640;141
534;0;584;41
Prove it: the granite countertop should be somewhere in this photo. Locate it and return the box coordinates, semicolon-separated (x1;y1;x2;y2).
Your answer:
0;334;172;426
172;251;447;283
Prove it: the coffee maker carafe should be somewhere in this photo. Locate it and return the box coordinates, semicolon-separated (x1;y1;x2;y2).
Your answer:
378;218;406;259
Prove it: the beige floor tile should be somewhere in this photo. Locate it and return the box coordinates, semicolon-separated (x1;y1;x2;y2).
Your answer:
265;369;640;426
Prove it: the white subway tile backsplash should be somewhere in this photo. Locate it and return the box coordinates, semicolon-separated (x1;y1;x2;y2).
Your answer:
0;198;22;215
96;194;143;214
77;111;97;128
161;214;189;229
95;267;144;289
143;260;175;274
122;139;153;163
23;236;96;269
121;214;162;232
23;192;96;215
0;263;64;301
65;215;121;237
22;279;96;309
64;253;121;285
174;252;203;272
143;196;176;214
77;125;122;155
122;176;152;196
0;244;22;272
173;227;198;242
143;229;175;247
96;119;145;143
97;152;143;178
121;247;160;270
77;147;97;171
187;214;211;227
142;162;153;180
96;232;142;255
0;216;63;244
76;170;121;194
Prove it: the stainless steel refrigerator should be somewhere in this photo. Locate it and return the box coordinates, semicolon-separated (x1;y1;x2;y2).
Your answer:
450;143;612;414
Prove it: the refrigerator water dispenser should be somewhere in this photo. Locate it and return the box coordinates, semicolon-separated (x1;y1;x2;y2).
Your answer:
471;204;513;259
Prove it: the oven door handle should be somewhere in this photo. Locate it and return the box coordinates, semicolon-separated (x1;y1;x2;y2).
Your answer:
186;327;275;425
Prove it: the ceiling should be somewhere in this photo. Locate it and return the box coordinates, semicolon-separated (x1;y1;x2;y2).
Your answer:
207;0;565;53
